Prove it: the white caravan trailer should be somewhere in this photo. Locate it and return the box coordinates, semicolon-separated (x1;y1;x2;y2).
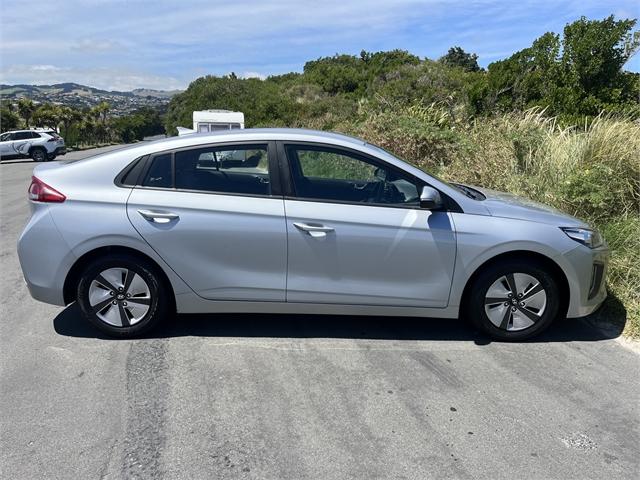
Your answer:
192;110;244;132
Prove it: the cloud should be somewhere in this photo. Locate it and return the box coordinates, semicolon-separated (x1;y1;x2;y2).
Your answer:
1;0;637;90
238;72;268;80
0;65;185;91
71;39;125;53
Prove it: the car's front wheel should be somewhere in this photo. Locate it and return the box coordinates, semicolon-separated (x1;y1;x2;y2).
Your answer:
466;259;561;341
77;254;170;338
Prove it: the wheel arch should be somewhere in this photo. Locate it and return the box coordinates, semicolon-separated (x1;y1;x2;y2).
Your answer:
460;250;570;317
63;245;176;311
28;144;46;154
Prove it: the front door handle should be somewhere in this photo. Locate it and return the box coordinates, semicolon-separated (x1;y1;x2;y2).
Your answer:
138;209;179;224
293;222;335;238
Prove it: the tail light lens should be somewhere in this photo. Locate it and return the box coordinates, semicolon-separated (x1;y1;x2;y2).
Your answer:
47;137;57;142
28;176;66;203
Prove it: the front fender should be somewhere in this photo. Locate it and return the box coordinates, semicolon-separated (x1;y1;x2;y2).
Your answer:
448;213;581;309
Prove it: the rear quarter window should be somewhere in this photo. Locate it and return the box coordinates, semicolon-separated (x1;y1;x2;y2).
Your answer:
142;153;173;188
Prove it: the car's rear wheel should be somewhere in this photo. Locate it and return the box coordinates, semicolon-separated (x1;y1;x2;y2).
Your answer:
77;254;169;338
31;147;46;162
466;259;560;341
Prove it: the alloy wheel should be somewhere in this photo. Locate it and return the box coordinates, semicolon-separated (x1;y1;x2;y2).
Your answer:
32;149;45;162
88;267;151;327
484;273;547;331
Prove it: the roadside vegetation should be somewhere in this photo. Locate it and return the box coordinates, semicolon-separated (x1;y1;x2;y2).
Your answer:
2;15;638;336
1;100;164;148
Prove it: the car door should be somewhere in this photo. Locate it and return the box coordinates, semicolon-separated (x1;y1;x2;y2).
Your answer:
126;141;287;302
281;142;457;308
0;132;16;156
11;131;33;155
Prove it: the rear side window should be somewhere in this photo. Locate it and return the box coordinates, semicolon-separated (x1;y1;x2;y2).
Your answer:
118;157;147;186
142;153;172;188
174;144;270;195
30;132;42;138
13;132;32;140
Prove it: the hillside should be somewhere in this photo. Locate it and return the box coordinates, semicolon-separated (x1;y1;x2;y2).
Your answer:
0;82;181;115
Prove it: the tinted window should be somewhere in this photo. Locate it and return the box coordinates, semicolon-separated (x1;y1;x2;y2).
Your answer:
142;153;172;188
286;145;420;206
175;144;269;195
30;132;42;138
0;133;12;141
13;132;32;140
119;157;146;186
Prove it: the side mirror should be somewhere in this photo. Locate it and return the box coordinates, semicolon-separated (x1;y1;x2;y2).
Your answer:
420;186;443;209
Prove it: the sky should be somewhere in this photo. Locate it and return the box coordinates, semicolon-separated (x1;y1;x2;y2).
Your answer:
1;0;638;91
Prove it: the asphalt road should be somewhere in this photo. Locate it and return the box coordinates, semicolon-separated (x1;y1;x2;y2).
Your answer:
1;147;639;480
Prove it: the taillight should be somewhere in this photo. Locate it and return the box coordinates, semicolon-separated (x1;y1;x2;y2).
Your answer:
47;137;56;142
28;176;66;203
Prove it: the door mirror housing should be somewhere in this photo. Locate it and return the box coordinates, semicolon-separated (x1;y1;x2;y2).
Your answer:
420;186;443;209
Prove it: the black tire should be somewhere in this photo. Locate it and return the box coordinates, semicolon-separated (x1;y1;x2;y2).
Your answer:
77;254;170;338
465;259;560;341
31;147;47;162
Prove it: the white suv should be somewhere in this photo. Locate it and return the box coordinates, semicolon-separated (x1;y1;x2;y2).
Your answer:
0;129;66;162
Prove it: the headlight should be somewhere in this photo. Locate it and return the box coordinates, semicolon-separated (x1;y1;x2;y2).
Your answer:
561;227;603;248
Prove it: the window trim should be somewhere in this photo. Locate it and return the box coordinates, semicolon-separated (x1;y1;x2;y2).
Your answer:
130;140;282;199
278;140;461;212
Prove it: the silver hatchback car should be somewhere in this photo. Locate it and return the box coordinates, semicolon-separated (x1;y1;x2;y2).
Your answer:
18;129;609;340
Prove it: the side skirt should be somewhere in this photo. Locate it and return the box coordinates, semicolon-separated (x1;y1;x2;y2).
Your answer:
175;291;460;319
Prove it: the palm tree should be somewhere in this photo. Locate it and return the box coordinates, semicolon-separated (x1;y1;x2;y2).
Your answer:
90;102;111;143
33;103;63;130
59;106;82;139
17;98;36;129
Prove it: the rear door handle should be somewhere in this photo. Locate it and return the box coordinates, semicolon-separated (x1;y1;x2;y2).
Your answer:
293;222;335;238
138;209;179;224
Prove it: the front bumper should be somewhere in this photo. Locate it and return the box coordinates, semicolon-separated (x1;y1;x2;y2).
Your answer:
563;245;609;318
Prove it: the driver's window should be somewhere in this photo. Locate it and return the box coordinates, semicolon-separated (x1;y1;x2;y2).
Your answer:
298;150;377;182
286;145;420;206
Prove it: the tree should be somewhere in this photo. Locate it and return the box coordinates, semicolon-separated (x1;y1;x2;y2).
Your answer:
1;107;20;131
33;103;63;130
559;16;639;113
90;102;111;142
439;47;481;72
486;15;639;117
17;98;36;128
59;106;83;139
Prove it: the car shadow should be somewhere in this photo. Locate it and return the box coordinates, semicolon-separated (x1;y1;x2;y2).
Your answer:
53;295;627;344
0;159;34;165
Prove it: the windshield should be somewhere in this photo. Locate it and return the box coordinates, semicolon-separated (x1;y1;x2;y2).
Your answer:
364;142;455;184
364;142;485;200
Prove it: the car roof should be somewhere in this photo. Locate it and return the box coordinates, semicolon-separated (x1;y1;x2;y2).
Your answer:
2;129;51;134
157;128;368;147
74;128;370;161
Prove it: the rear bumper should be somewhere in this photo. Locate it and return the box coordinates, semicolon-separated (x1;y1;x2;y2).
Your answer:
18;206;75;306
53;146;66;156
